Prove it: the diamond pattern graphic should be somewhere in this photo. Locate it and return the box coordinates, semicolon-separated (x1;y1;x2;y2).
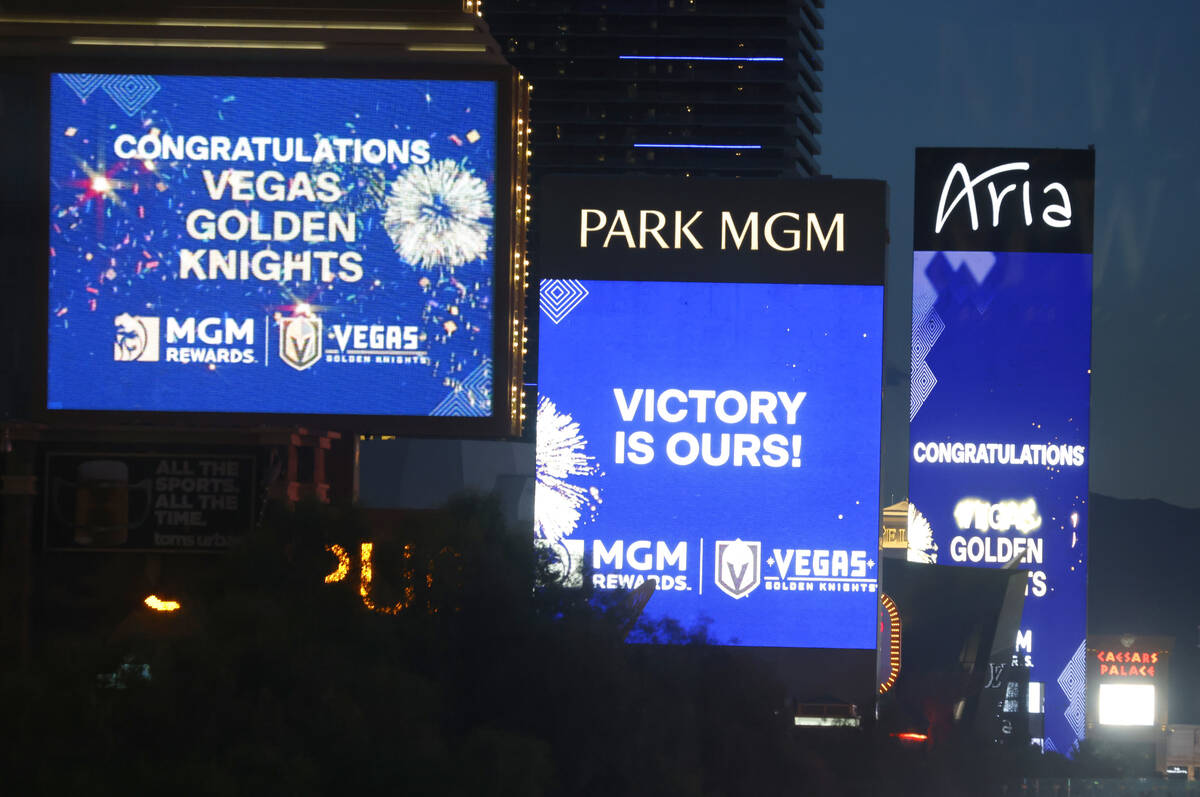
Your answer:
1057;638;1087;745
540;279;589;324
911;250;1003;420
910;290;944;421
103;75;162;116
431;359;493;417
58;73;107;101
59;74;162;117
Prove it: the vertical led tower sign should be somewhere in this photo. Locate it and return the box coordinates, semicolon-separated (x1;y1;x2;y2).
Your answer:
909;148;1095;753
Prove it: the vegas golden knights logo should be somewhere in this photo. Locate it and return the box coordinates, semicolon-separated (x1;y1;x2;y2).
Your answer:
280;311;322;371
714;538;761;599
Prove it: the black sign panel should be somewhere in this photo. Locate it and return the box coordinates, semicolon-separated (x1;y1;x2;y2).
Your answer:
44;451;256;552
914;147;1095;254
539;176;887;285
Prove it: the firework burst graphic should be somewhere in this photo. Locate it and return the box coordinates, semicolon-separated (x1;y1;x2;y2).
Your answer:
383;158;493;269
535;395;601;545
906;503;939;564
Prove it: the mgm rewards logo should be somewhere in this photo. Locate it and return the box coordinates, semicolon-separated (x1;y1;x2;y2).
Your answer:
714;538;761;599
279;308;322;371
113;314;160;362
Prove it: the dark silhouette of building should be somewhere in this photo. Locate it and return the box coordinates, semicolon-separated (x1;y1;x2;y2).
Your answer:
485;0;825;179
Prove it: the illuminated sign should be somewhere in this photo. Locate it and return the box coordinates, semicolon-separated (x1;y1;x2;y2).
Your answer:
47;73;519;427
1098;683;1156;726
1087;636;1171;732
880;501;908;549
43;450;256;551
144;595;181;612
536;176;886;650
909;148;1095;756
879;594;902;693
1096;650;1160;678
323;541;462;615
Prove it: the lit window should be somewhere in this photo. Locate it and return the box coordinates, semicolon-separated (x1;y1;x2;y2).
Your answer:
1028;682;1044;714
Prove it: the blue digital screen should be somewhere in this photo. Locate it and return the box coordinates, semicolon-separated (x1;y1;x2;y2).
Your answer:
909;250;1091;754
536;279;883;649
48;73;497;416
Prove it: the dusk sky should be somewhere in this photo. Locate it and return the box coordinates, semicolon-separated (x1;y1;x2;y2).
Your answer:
819;0;1200;508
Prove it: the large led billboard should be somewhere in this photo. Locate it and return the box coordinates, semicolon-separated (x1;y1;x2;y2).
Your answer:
909;148;1095;754
536;176;886;651
46;72;522;430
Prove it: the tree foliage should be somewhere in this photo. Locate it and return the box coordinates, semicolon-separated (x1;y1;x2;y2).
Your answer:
3;496;804;795
3;495;1137;795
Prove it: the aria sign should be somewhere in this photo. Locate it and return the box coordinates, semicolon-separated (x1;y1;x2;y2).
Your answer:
934;161;1074;233
909;147;1095;756
914;147;1095;254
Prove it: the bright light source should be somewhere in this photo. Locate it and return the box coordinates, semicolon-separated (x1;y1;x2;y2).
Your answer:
1028;681;1044;714
794;716;860;727
324;544;351;583
144;595;180;612
91;175;112;193
619;55;784;62
1098;683;1155;726
70;36;326;50
891;732;929;742
407;43;488;53
633;143;762;150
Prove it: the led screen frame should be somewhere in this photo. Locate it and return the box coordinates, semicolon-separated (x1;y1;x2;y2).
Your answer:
534;175;888;689
23;54;527;437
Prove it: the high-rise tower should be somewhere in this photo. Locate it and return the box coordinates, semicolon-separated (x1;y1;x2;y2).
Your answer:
486;0;824;179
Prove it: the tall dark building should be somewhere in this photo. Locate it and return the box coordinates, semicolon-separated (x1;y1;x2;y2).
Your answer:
485;0;824;179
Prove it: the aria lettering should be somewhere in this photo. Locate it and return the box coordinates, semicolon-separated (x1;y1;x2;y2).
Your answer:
935;161;1072;233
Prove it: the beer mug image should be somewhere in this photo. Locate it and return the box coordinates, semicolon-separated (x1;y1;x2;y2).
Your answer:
51;460;152;546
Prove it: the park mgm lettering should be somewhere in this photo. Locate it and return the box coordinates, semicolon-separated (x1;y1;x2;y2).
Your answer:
579;208;845;252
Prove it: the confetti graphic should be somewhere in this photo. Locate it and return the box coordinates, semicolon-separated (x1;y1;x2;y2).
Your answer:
384;158;493;270
534;395;600;545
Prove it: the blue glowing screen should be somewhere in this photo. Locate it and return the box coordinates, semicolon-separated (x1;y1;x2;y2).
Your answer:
537;279;883;649
48;73;497;416
909;250;1091;754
